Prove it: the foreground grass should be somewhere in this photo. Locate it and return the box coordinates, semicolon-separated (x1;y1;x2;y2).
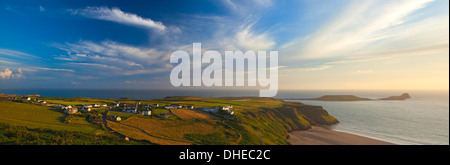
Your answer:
0;123;140;145
0;102;99;133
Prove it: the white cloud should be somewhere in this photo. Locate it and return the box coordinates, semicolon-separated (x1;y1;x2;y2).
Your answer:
70;6;166;31
235;25;276;50
282;65;332;72
0;68;24;79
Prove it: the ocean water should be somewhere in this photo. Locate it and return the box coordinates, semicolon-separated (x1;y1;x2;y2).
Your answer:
283;90;449;145
1;88;448;145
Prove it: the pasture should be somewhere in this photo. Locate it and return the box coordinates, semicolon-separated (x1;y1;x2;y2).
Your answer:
0;102;100;133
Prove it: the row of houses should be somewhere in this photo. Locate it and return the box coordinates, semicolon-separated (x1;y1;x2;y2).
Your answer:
57;105;79;115
83;104;107;108
14;97;47;104
202;105;235;115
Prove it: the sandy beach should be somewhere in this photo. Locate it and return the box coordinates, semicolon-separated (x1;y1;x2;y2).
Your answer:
288;126;394;145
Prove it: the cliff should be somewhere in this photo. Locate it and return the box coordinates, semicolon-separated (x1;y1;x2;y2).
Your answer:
235;99;339;144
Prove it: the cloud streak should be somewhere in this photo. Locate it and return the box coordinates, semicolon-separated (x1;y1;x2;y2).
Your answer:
70;6;166;31
282;0;441;60
53;40;172;76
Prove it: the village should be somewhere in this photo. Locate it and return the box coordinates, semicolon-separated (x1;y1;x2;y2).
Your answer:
0;94;236;123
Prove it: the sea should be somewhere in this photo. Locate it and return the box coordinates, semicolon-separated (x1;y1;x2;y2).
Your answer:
1;88;448;145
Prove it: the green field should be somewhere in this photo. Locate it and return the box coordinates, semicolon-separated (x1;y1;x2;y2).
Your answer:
0;96;339;145
0;102;99;133
108;111;136;121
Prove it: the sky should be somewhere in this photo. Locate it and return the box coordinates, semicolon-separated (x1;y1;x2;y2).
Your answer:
0;0;448;90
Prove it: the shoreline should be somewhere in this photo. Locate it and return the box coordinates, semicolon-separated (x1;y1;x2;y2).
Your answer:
288;126;394;145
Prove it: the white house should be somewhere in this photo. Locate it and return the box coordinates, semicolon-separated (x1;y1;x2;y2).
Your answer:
64;107;78;115
165;105;175;109
171;104;182;109
227;110;235;115
108;115;121;121
81;107;91;112
93;104;101;108
84;104;93;108
21;97;31;101
140;110;152;116
221;105;233;111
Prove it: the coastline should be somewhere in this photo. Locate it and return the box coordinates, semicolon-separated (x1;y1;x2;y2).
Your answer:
288;126;394;145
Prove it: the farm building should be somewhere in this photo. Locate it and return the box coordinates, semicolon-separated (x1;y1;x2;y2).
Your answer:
221;105;233;110
140;110;152;116
21;97;31;101
186;106;195;109
171;104;182;108
151;104;159;108
108;115;121;121
64;107;78;115
80;107;91;112
164;105;175;109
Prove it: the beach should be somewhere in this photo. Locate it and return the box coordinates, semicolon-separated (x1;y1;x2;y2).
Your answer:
288;126;394;145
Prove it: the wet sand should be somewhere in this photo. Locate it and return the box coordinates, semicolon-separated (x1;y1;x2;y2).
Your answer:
288;126;394;145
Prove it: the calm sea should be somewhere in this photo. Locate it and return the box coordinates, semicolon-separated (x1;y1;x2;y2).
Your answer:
1;88;448;145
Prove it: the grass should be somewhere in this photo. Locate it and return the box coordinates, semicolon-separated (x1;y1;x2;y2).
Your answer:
108;111;136;121
151;108;170;115
0;123;139;145
0;96;339;145
0;102;99;133
107;120;190;145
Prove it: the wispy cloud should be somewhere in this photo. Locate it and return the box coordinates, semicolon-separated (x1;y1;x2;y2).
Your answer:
282;0;443;60
0;48;38;59
282;65;332;72
69;6;166;31
39;5;45;12
53;40;172;76
25;67;75;73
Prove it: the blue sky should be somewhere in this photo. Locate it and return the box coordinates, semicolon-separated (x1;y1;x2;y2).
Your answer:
0;0;448;90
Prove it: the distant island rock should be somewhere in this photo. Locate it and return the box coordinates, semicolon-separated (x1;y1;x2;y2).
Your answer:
301;95;372;101
284;93;411;101
379;93;411;100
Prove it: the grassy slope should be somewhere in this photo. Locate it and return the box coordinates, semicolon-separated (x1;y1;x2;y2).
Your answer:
0;101;142;145
114;96;338;145
0;102;99;133
0;96;339;145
